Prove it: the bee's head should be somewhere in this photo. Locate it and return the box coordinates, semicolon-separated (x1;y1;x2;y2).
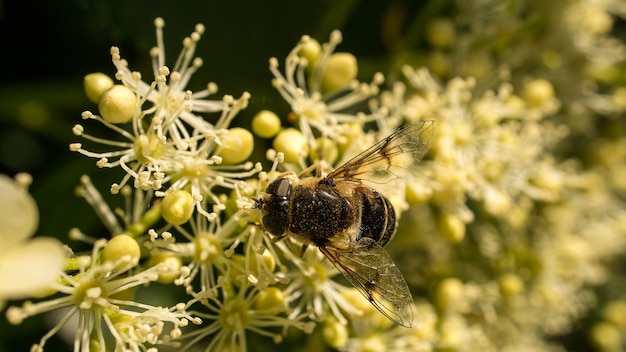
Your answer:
255;177;292;236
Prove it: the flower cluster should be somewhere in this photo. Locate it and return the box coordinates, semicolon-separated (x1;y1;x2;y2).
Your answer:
3;0;626;350
71;18;259;221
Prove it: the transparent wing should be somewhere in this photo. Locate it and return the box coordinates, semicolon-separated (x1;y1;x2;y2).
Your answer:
320;238;415;327
327;121;434;185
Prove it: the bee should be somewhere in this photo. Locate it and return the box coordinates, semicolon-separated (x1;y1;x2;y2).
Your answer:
254;121;434;327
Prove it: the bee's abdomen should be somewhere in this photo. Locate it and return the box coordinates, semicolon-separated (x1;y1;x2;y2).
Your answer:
358;188;396;248
289;185;354;246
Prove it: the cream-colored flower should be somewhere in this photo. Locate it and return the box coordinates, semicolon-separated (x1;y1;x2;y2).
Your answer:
0;174;64;309
270;30;384;154
6;237;191;351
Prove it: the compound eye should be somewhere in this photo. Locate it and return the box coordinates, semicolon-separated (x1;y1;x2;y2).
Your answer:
266;178;291;197
263;212;287;236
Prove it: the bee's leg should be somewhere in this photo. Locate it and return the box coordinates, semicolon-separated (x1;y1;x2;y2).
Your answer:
277;170;296;178
264;231;287;243
277;236;307;258
261;229;308;257
298;162;323;178
298;243;309;258
282;238;308;258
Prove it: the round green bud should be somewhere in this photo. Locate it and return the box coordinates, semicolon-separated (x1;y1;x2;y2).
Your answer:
147;252;182;284
218;127;254;164
102;234;140;270
498;273;524;297
84;73;114;104
321;53;358;93
483;188;511;216
252;110;281;138
98;85;136;124
322;318;348;349
299;38;321;68
253;287;286;315
590;322;622;351
520;79;555;108
258;249;276;273
613;87;626;110
603;301;626;328
406;180;433;204
161;190;194;225
435;278;464;312
273;128;308;164
528;165;563;193
437;212;466;243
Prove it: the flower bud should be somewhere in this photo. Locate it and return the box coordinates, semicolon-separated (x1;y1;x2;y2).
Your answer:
253;287;286;315
252;110;281;138
590;322;622;352
147;252;182;284
406;180;433;204
498;273;524;297
520;79;555;108
98;85;136;124
322;318;348;349
102;234;140;270
483;188;511;216
273;128;308;164
299;38;321;68
321;53;358;93
437;212;466;243
161;190;194;225
218;127;254;164
435;278;464;312
603;301;626;328
84;73;114;103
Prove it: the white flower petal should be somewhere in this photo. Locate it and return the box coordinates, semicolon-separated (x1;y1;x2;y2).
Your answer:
0;237;64;299
0;175;39;244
